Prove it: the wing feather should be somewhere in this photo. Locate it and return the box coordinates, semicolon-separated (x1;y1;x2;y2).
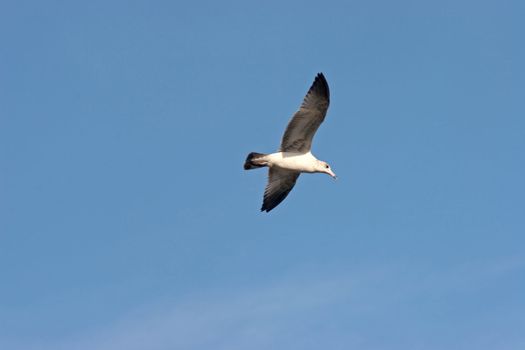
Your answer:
261;168;300;212
280;73;330;152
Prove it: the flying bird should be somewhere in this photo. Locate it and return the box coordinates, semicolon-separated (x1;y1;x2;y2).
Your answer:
244;73;336;212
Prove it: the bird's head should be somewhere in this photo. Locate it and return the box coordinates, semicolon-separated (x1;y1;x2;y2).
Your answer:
317;161;337;179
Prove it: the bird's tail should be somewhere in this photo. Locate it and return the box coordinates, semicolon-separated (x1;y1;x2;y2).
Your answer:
244;152;268;170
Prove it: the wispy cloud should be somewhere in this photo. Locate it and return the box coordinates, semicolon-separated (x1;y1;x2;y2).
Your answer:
4;256;524;350
71;271;369;350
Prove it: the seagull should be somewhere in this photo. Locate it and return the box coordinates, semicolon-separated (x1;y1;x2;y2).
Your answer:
244;73;336;212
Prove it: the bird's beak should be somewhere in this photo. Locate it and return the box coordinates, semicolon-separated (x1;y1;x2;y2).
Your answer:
327;169;337;179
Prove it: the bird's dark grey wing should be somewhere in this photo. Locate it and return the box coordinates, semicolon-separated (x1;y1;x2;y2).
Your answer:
261;167;300;212
280;73;330;153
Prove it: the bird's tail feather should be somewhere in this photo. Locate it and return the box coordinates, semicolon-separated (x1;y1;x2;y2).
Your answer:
244;152;268;170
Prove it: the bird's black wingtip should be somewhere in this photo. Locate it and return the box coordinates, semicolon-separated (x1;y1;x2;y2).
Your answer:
309;72;330;100
315;72;327;84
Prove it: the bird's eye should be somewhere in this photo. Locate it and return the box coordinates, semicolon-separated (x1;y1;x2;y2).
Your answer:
325;164;329;169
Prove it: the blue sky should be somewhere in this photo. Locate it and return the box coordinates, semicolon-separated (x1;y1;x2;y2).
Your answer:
1;0;524;349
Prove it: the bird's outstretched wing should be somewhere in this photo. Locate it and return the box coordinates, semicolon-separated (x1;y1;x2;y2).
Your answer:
261;167;300;212
280;73;330;153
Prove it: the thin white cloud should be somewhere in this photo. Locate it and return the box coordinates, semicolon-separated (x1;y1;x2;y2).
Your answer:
76;274;363;350
3;256;524;350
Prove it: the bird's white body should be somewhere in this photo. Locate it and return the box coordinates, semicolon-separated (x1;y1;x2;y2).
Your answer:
264;152;319;173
